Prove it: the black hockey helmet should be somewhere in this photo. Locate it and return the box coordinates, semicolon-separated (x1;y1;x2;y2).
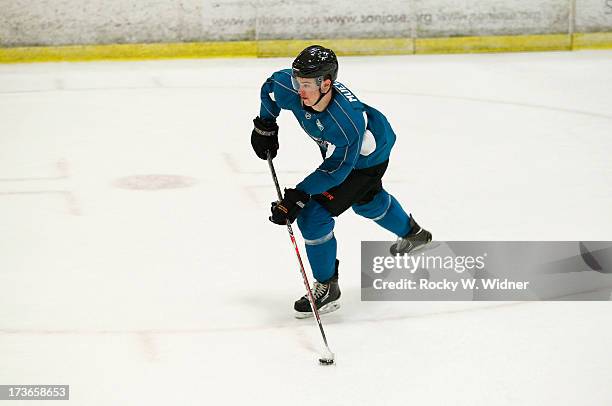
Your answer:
291;45;338;90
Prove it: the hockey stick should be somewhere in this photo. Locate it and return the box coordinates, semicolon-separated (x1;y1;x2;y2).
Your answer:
266;152;335;365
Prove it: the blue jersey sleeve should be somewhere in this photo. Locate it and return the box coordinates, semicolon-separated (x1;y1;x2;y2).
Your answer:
259;69;299;121
296;143;359;195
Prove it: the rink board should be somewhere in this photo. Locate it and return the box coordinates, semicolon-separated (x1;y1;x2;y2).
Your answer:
0;0;611;62
1;33;611;63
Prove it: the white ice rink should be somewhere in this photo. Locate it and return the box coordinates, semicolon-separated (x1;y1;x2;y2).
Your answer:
1;50;611;405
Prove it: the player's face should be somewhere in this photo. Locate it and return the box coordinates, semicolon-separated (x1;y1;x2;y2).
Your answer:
294;77;322;106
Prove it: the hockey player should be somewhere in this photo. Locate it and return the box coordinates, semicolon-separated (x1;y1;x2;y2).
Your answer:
251;45;432;318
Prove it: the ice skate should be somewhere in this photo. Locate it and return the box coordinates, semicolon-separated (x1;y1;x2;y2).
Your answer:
390;215;433;256
294;260;341;319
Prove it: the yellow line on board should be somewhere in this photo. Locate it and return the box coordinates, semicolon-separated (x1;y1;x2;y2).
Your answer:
256;38;415;57
0;34;610;64
416;34;572;54
572;32;612;50
0;41;258;63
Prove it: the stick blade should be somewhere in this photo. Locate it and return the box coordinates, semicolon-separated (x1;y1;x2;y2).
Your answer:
319;358;335;365
318;350;335;366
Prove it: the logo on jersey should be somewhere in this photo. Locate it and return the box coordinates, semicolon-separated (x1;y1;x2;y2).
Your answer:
305;112;312;119
334;83;357;102
316;119;324;131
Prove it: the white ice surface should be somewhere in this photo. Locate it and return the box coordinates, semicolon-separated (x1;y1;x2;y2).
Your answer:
1;51;611;405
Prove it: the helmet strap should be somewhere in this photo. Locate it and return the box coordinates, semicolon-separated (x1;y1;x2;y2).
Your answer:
311;81;332;108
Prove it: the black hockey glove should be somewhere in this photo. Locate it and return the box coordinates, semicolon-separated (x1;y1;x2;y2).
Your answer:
251;116;279;160
270;188;310;225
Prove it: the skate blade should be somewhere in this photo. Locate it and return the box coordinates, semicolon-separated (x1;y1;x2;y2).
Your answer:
392;240;438;256
294;301;341;319
409;240;439;254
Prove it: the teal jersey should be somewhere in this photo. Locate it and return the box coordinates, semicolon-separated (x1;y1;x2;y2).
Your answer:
259;69;396;195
